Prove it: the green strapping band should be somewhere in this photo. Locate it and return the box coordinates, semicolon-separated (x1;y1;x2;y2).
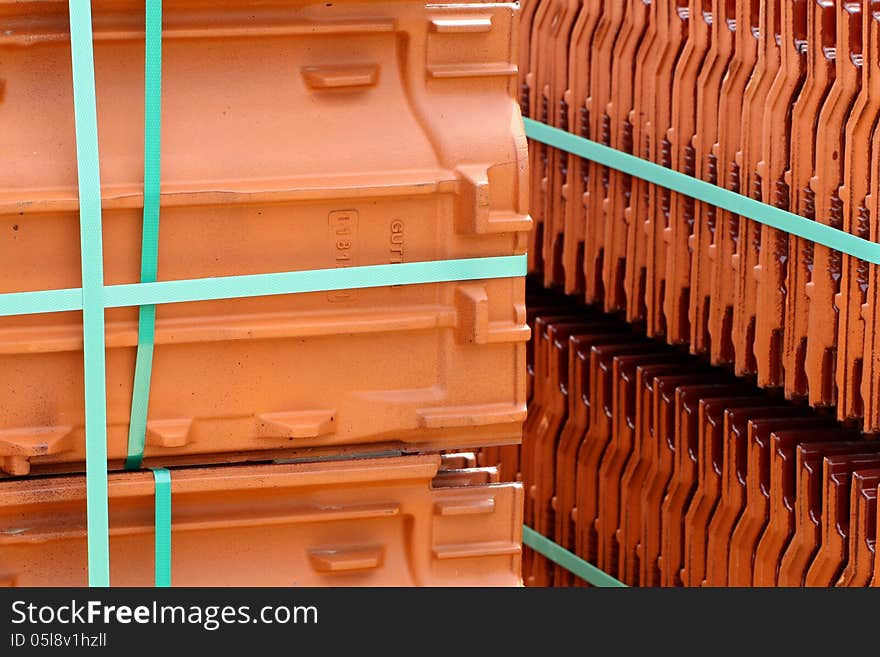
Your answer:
151;468;172;587
68;0;110;588
0;287;82;316
522;526;626;588
0;255;527;317
523;118;880;265
55;0;526;585
126;0;163;470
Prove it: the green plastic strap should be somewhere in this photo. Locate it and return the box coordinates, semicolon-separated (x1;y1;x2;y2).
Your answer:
104;255;526;306
0;255;527;317
522;526;627;587
523;118;880;265
126;0;163;470
0;287;82;316
68;0;110;588
151;468;172;587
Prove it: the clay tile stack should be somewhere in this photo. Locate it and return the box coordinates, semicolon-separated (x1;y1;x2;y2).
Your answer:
0;0;530;586
487;285;880;586
484;0;880;587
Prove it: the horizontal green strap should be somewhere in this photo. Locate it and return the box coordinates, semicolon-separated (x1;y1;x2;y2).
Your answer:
522;526;627;588
523;118;880;265
0;288;82;316
151;467;172;588
0;255;526;317
106;255;525;307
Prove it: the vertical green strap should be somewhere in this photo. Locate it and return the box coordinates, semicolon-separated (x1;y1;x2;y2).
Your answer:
68;0;110;588
151;468;172;587
126;0;163;470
